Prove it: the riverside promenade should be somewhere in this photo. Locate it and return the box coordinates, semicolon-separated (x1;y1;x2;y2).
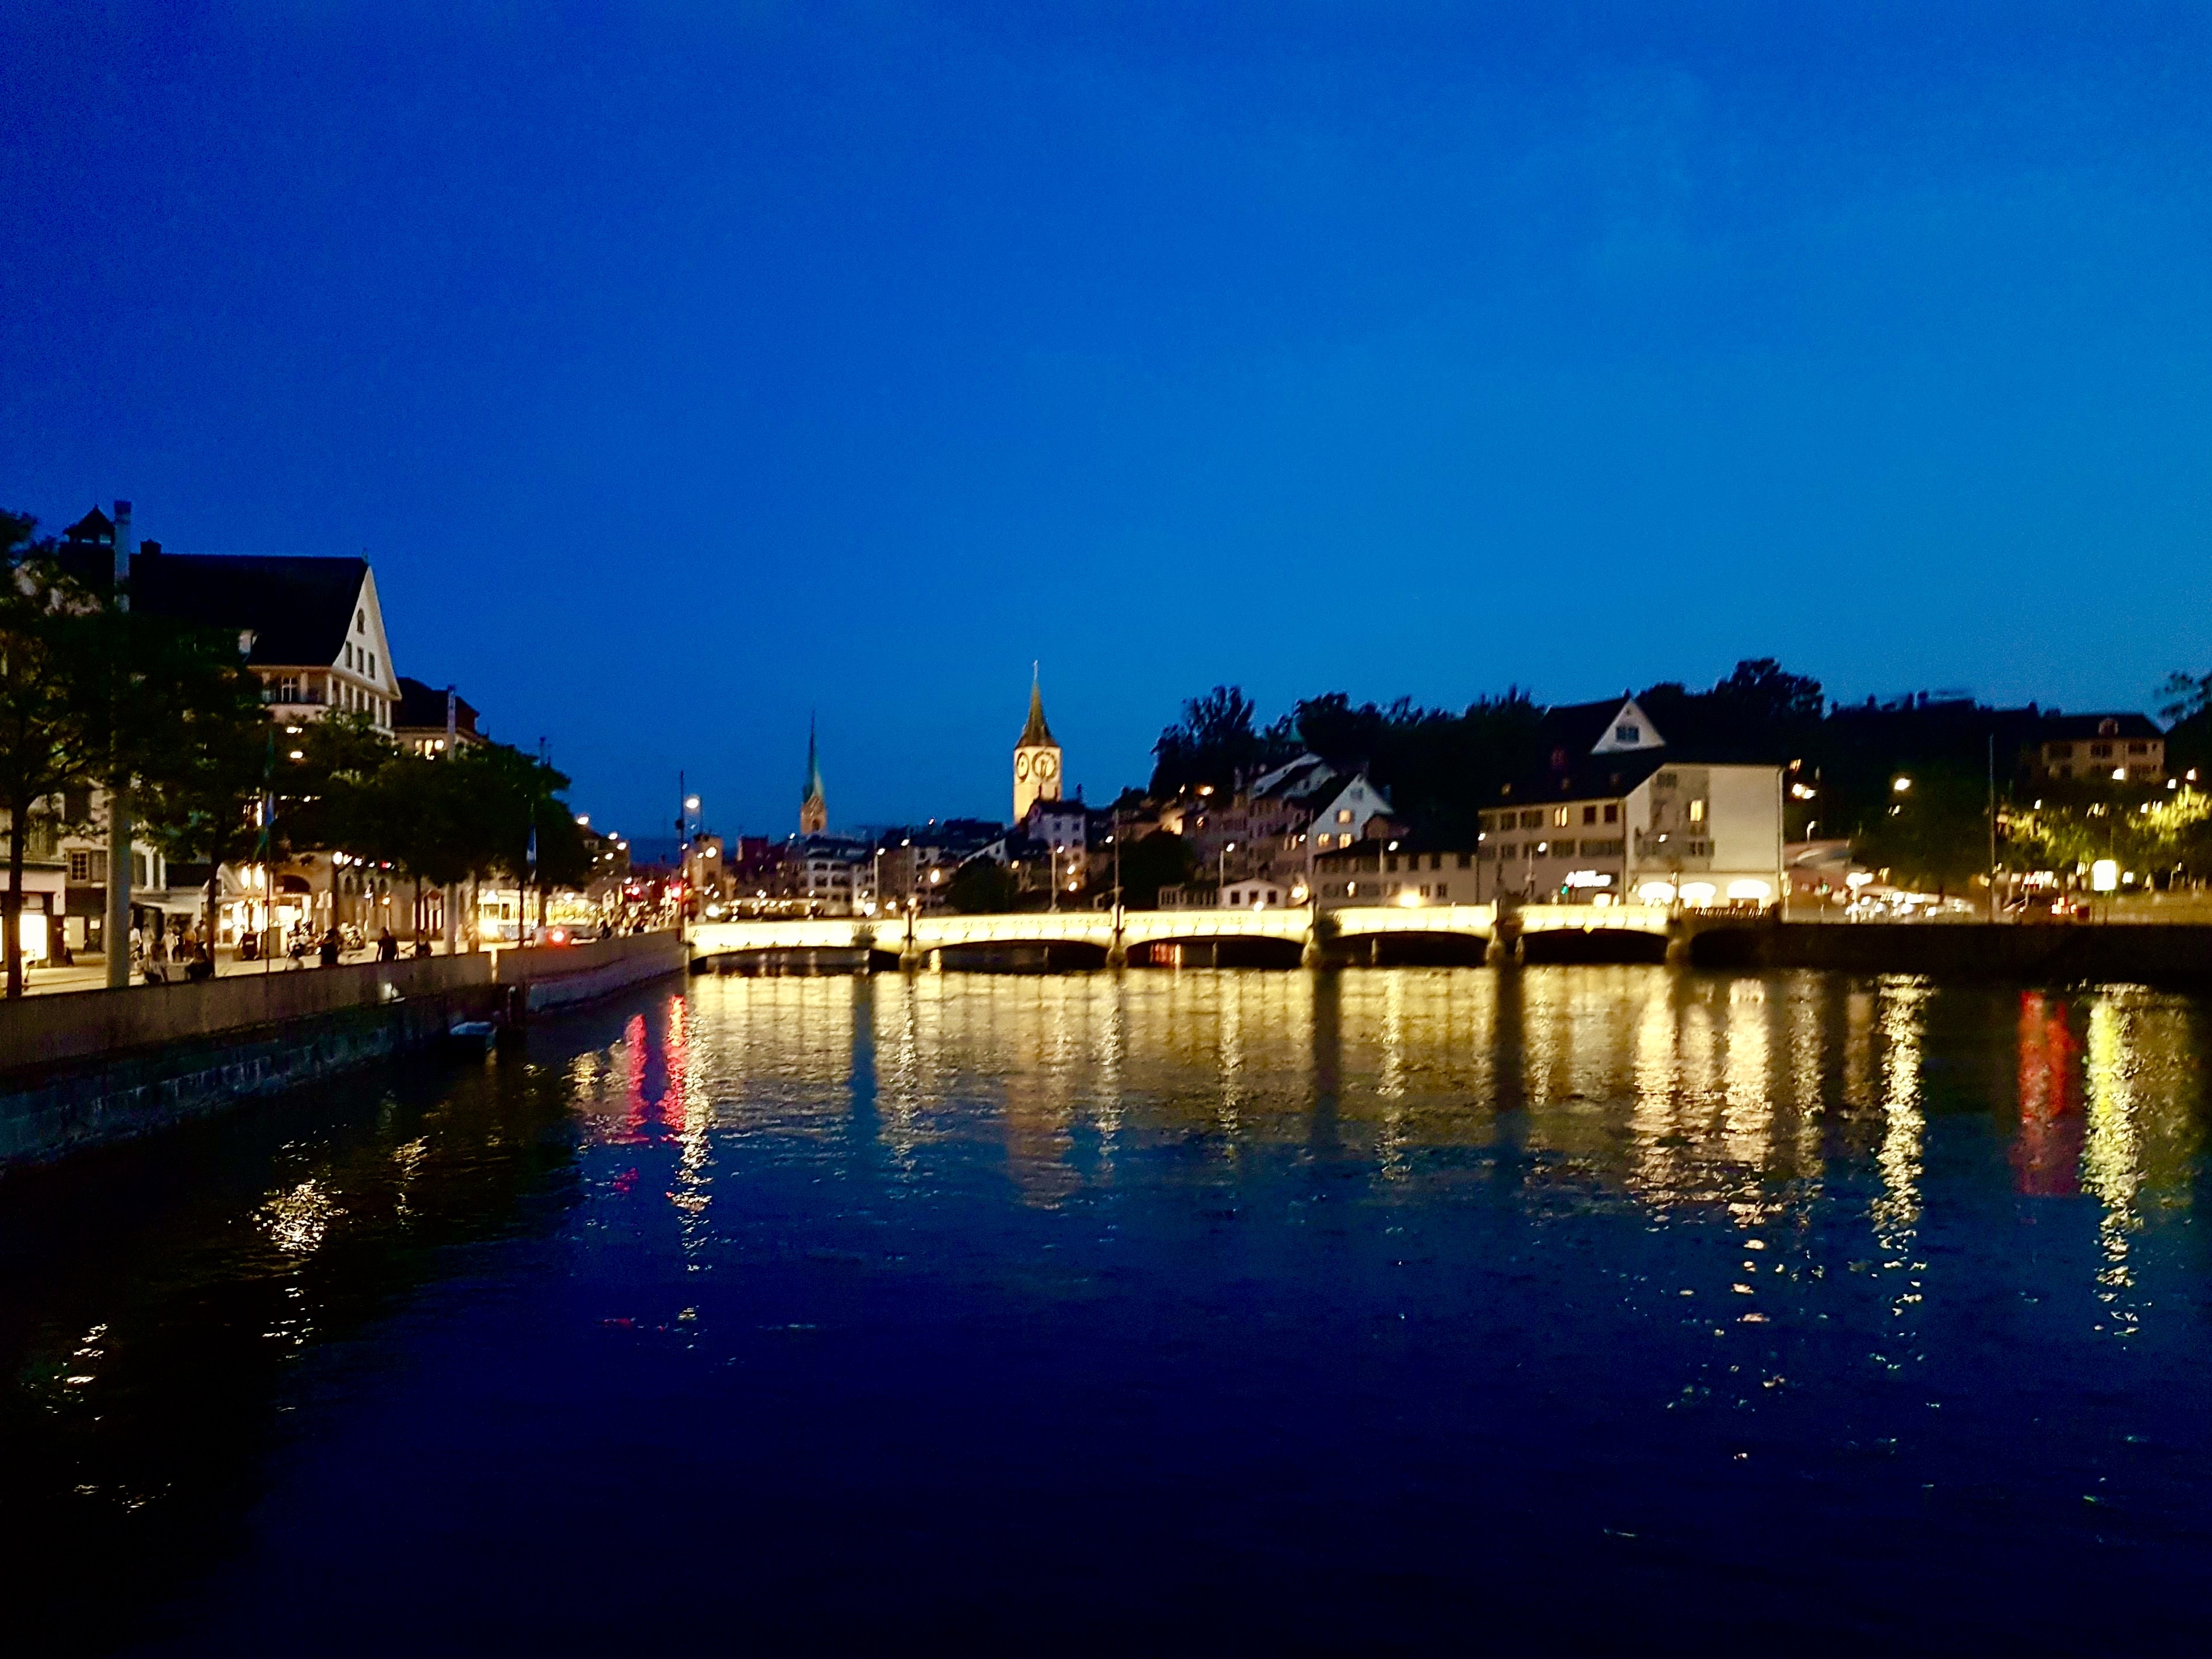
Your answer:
0;932;687;1164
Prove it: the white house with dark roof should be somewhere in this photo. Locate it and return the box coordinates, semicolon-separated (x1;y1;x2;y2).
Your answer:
1479;694;1782;908
53;507;412;957
126;546;401;730
1190;755;1396;890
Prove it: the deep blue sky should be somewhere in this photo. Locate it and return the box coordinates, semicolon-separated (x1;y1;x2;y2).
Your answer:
5;2;2209;841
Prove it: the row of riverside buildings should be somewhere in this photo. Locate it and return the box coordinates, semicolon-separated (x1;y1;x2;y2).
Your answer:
693;680;2185;921
15;501;563;964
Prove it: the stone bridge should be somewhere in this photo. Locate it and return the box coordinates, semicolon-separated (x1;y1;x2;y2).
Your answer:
689;901;1682;967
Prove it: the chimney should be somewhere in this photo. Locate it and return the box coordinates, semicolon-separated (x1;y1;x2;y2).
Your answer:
112;499;134;589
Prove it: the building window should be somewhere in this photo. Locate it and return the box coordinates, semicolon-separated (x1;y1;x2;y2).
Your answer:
1336;808;1353;824
1616;724;1639;743
1582;805;1597;825
1437;883;1448;898
69;850;90;881
1552;807;1570;827
2049;743;2073;759
1456;853;1471;869
1603;803;1618;823
1688;799;1706;824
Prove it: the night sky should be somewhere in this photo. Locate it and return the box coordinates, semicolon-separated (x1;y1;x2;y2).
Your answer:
5;3;2208;842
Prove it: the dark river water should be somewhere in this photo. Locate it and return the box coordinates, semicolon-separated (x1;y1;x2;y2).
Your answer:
6;966;2211;1653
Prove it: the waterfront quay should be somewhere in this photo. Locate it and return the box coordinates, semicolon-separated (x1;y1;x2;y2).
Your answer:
6;964;2212;1649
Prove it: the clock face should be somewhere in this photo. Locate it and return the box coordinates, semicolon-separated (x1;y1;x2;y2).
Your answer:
1015;754;1031;781
1036;753;1058;781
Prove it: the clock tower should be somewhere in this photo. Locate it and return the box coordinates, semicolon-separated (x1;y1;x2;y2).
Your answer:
1013;670;1062;825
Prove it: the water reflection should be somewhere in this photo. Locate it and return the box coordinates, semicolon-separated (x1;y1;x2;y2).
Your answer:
9;966;2212;1649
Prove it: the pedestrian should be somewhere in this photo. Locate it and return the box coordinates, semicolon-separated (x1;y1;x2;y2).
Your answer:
377;927;398;962
319;927;341;968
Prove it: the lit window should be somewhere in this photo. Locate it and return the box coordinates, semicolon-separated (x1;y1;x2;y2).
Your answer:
1552;807;1570;827
1336;808;1353;823
1688;799;1706;824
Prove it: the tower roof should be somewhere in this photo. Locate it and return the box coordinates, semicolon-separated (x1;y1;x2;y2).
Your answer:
803;716;825;805
1018;673;1056;749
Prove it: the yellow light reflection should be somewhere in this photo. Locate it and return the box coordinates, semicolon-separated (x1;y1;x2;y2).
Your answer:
2081;998;2142;1334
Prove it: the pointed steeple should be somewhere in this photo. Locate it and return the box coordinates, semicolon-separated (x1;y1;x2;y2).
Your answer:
1012;665;1063;825
800;714;827;834
1019;665;1056;748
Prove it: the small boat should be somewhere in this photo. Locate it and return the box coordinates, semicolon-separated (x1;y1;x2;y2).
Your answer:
444;1020;498;1056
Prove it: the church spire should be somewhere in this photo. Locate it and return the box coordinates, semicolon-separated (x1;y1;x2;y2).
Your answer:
1019;663;1056;748
1012;666;1063;825
800;714;827;834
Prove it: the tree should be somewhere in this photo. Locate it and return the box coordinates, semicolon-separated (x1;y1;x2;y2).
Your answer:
1849;761;1990;891
1117;829;1195;908
1295;688;1543;840
946;856;1018;914
132;624;275;949
2004;785;2212;886
0;522;111;996
1150;686;1295;797
436;743;590;936
1638;658;1824;758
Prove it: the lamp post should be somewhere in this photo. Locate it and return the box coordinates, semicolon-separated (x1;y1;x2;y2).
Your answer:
1219;841;1236;905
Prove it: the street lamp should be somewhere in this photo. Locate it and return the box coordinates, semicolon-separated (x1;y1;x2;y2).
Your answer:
1219;841;1236;904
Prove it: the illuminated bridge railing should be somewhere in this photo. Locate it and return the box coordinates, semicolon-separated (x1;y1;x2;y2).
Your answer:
1514;903;1673;937
689;902;1505;961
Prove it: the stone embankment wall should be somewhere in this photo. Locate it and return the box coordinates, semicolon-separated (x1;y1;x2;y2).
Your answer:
499;931;687;1013
0;933;687;1166
1690;921;2212;982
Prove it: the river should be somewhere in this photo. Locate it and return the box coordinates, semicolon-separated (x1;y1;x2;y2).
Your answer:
5;966;2210;1651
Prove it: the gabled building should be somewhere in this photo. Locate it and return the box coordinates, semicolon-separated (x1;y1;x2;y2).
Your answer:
1479;694;1782;908
1189;754;1396;888
119;540;401;730
394;677;488;757
1530;693;1667;775
2031;713;2165;784
54;507;411;955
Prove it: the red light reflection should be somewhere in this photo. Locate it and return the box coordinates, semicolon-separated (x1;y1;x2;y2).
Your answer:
2014;992;2081;1196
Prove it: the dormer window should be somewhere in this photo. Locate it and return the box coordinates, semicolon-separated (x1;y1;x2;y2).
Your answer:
1616;724;1639;743
356;609;366;633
